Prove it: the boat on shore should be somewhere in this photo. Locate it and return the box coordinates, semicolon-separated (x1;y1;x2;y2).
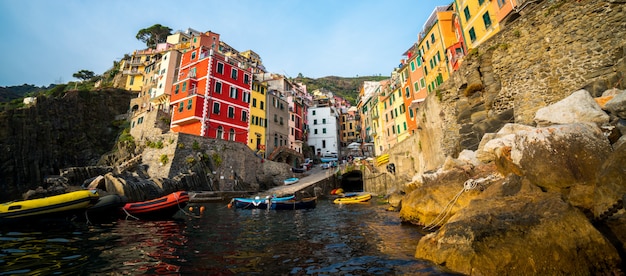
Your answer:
229;195;295;209
0;190;100;223
122;191;189;220
283;177;299;185
333;192;372;204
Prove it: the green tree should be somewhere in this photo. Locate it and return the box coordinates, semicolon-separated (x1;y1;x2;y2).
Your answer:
73;70;95;81
136;24;173;48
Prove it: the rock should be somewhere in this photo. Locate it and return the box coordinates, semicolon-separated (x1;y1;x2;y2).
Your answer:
415;177;622;275
511;124;611;210
595;142;626;217
534;90;610;127
399;165;502;227
605;89;626;118
87;175;105;190
475;123;534;163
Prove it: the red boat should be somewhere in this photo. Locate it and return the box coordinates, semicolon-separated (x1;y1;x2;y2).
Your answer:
122;191;189;220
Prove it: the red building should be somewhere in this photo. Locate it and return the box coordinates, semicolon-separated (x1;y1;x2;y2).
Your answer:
170;32;252;143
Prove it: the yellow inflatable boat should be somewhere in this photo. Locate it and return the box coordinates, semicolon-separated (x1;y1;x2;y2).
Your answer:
333;192;372;204
0;190;99;222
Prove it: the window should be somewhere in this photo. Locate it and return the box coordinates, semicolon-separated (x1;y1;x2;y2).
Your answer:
314;129;318;134
322;140;326;148
230;87;238;99
242;110;248;122
187;99;193;110
274;114;278;122
410;61;415;71
414;81;419;91
260;101;264;110
191;51;196;60
463;6;470;21
469;27;477;42
244;74;250;84
483;12;492;29
243;92;250;103
216;126;223;139
213;102;220;114
431;33;435;43
409;108;414;118
178;102;183;113
420;78;426;89
498;0;506;7
228;106;235;118
231;68;238;80
215;82;222;94
279;117;283;125
175;84;179;94
182;82;187;92
404;122;407;131
405;87;410;98
478;0;485;5
322;128;326;134
322;118;326;124
252;98;257;107
229;129;235;141
312;110;316;115
217;62;224;74
314;119;318;125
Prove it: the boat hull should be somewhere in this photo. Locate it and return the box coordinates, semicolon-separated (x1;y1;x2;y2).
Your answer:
231;195;295;209
0;190;100;223
85;194;128;222
122;191;189;220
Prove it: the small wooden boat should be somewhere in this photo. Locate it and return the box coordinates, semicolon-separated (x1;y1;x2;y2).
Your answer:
229;195;295;209
283;177;299;185
333;192;372;204
271;197;317;210
122;191;189;219
0;190;100;223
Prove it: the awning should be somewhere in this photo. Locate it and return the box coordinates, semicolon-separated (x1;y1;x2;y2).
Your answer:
409;98;425;109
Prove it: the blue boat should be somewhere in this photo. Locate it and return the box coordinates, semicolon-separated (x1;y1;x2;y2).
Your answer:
229;195;295;209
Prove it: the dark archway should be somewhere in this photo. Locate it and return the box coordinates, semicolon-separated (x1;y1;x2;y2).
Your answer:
341;170;363;192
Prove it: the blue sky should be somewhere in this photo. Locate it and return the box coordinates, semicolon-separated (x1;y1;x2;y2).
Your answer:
0;0;453;87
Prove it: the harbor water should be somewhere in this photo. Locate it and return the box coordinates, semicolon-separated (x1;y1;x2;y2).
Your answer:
0;199;457;275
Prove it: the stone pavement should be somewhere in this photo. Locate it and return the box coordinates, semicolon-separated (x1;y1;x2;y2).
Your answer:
257;165;336;198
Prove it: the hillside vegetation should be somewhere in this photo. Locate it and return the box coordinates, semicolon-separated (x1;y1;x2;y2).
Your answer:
295;75;388;105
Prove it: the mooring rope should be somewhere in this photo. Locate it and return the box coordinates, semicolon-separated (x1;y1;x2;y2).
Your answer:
424;175;498;230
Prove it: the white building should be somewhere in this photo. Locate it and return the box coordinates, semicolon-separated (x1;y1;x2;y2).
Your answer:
307;105;340;159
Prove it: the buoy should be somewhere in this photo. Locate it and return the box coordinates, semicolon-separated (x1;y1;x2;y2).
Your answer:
227;203;232;208
189;206;194;212
199;206;205;214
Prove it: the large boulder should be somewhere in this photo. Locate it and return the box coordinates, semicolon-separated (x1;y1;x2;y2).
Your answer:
399;163;501;227
534;89;610;127
478;123;612;212
605;89;626;118
415;176;622;275
595;142;626;217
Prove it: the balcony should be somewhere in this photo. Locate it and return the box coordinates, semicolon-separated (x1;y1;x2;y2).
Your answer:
123;69;142;75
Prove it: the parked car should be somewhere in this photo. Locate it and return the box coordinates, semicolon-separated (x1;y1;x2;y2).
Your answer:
320;163;330;170
292;167;306;173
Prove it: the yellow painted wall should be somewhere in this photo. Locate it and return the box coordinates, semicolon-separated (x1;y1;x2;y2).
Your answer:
248;81;267;154
455;0;502;49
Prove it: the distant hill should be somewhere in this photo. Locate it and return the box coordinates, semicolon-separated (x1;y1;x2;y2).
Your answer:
0;84;53;102
295;75;388;105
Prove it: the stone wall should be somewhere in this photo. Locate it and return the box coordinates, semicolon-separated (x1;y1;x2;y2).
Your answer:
368;0;626;191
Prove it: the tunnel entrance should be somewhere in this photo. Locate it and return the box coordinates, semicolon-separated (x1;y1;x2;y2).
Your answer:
340;170;363;192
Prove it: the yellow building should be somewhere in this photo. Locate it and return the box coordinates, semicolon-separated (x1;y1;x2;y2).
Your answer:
248;77;268;156
418;6;457;94
454;0;502;50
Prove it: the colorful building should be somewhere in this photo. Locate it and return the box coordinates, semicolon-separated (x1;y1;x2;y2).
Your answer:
402;44;428;132
454;0;502;50
418;5;456;94
248;77;268;155
169;31;253;144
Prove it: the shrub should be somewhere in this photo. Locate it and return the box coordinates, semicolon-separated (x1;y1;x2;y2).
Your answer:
212;153;222;167
177;143;185;149
156;140;164;149
186;156;196;164
159;154;169;164
192;141;201;151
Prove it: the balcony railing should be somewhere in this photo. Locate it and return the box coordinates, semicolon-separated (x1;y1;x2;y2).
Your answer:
123;69;142;75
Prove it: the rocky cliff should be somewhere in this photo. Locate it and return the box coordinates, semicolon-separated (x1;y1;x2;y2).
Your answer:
0;88;133;202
